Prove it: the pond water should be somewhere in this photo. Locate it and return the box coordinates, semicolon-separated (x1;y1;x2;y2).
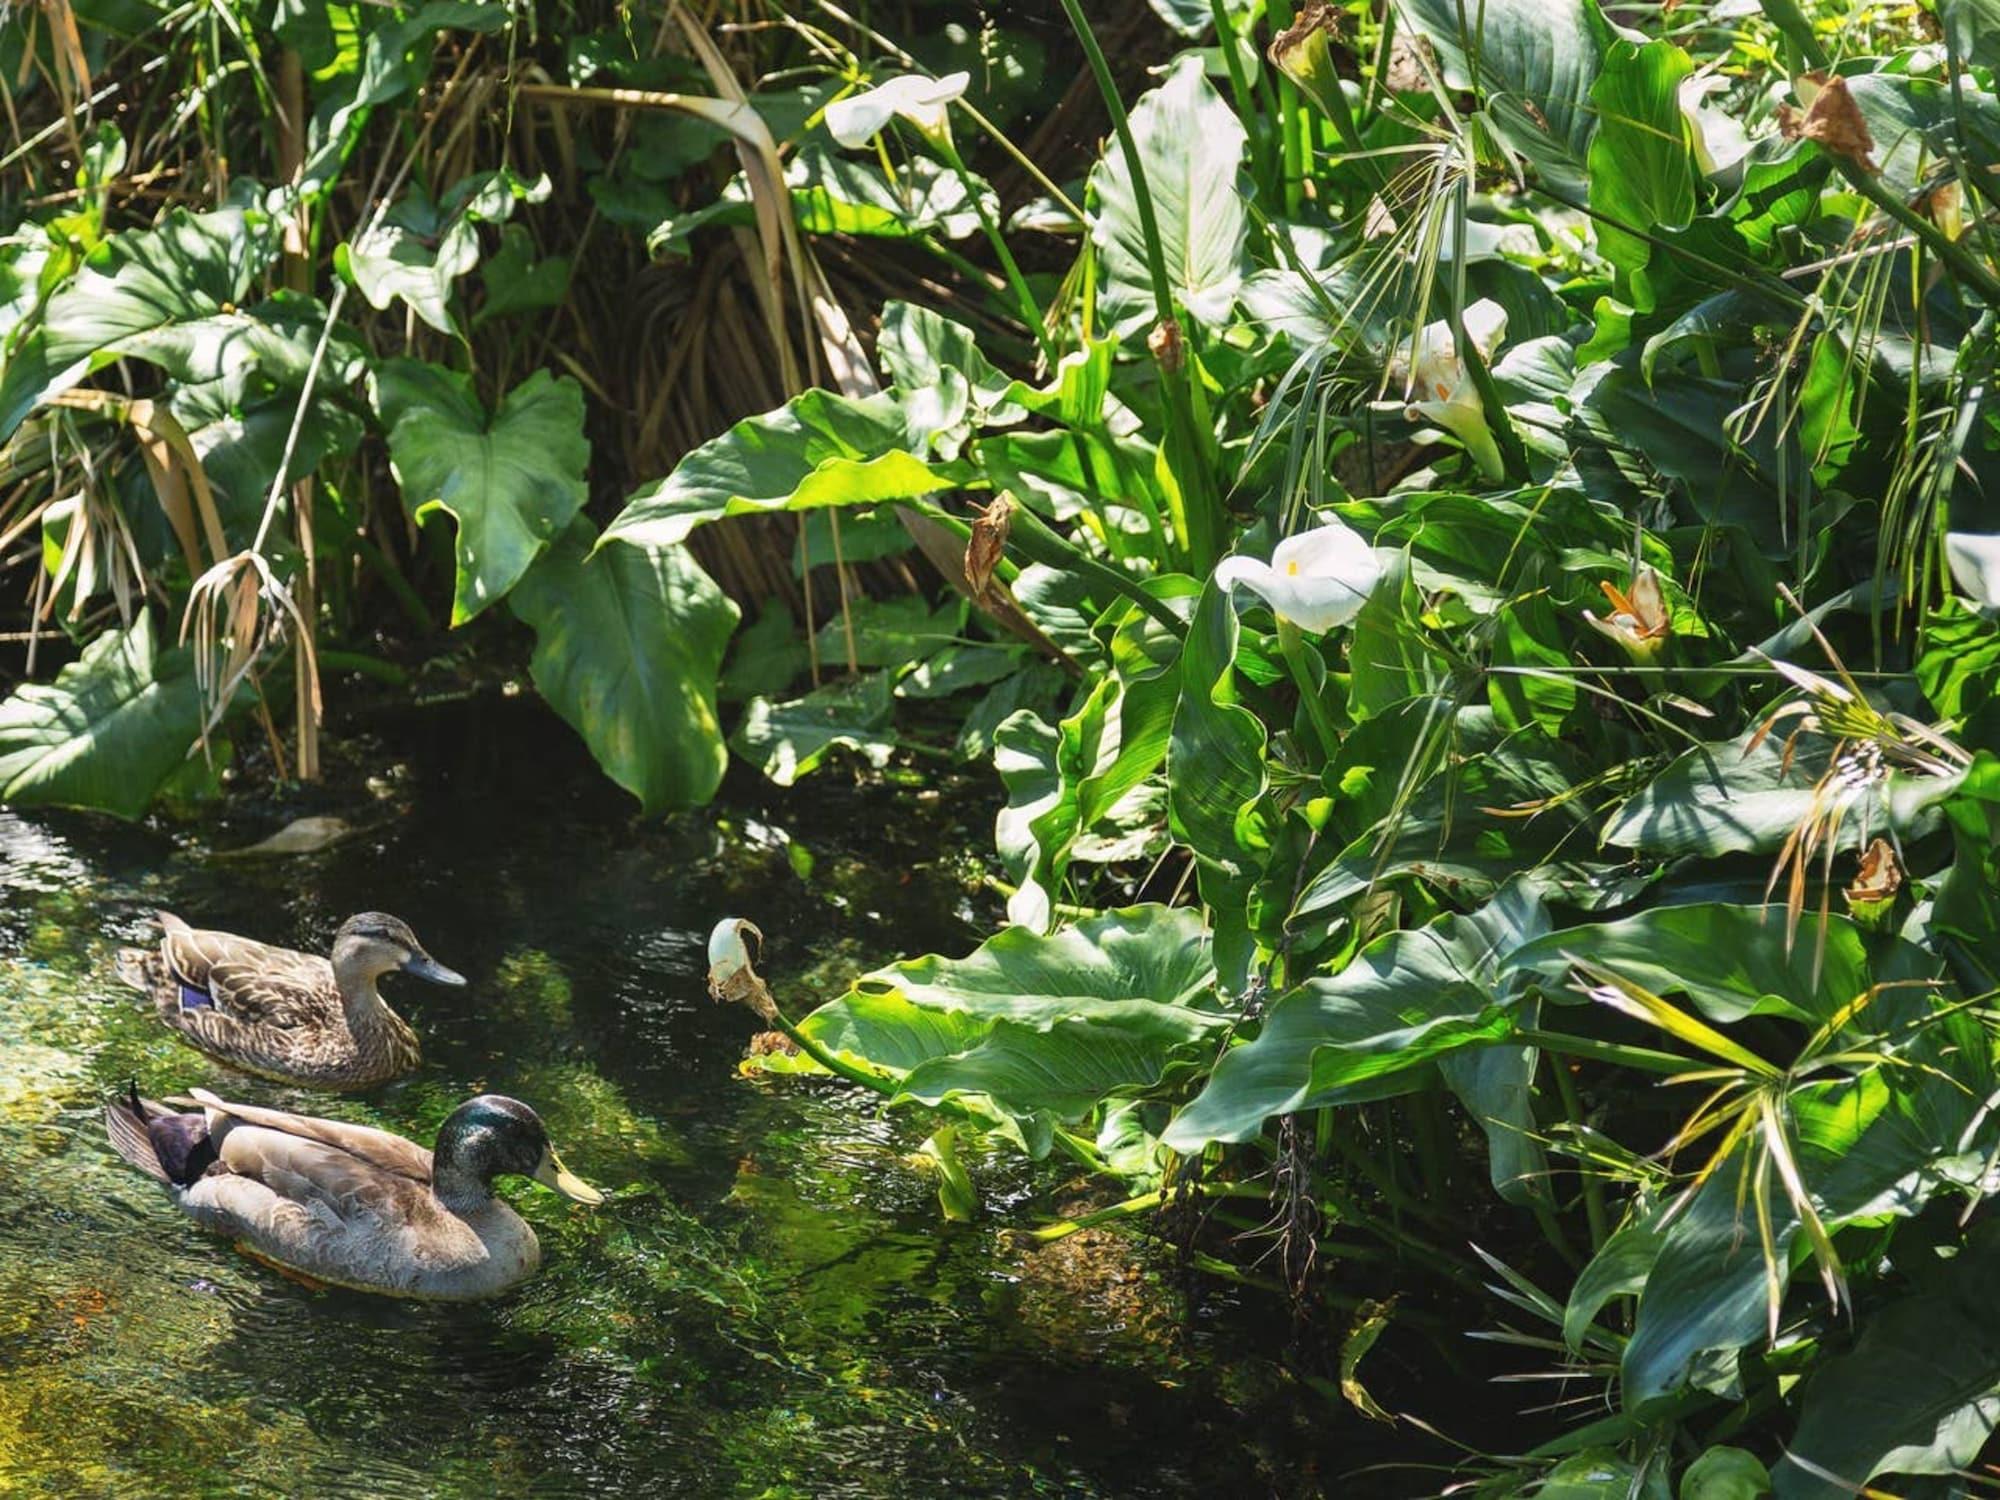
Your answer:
0;696;1389;1497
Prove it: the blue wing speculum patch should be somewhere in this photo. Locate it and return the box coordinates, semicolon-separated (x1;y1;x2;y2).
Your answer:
177;981;214;1012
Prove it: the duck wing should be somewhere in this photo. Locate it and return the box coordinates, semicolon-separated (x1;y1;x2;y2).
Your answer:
188;1089;434;1182
181;1125;449;1287
161;920;338;1029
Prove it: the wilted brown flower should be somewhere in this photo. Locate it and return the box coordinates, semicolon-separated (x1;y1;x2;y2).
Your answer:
965;495;1013;605
1779;73;1878;173
1269;5;1341;100
1844;836;1904;926
1584;565;1672;664
1384;33;1434;94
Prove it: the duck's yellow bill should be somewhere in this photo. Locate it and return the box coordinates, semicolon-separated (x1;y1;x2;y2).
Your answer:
534;1150;605;1205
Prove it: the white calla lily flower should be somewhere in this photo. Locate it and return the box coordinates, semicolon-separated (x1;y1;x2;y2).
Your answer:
707;917;762;989
1393;298;1508;480
1212;519;1382;634
1678;71;1753;177
1946;532;2000;610
824;71;969;149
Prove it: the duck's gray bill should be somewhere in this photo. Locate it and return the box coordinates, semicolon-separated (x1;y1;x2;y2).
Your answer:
402;954;467;986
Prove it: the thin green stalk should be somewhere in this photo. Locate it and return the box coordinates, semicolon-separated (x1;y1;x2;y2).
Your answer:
315;649;409;687
1550;1054;1610;1255
1055;0;1224;568
992;499;1189;637
1275;617;1342;759
936;136;1057;365
1210;0;1276;198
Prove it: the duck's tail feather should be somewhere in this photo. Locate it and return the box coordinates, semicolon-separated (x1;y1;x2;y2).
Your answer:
113;947;157;995
106;1081;215;1186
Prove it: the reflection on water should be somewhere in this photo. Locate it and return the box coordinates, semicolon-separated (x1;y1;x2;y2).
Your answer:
0;697;1349;1497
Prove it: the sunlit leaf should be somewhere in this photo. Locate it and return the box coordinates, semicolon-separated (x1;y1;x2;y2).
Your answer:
374;361;590;624
510;519;737;813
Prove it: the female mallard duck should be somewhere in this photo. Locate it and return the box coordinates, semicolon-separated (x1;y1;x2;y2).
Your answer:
115;911;462;1089
105;1085;604;1300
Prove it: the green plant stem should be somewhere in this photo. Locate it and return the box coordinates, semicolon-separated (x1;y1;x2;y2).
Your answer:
1550;1054;1609;1255
1209;0;1276;198
350;535;436;634
935;137;1057;365
1274;617;1342;759
982;498;1189;638
1055;0;1224;570
315;649;409;686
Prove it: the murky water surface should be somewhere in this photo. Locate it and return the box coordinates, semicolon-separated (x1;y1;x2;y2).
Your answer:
0;701;1342;1497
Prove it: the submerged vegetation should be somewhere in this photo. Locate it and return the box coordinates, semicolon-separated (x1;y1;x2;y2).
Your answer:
9;0;2000;1491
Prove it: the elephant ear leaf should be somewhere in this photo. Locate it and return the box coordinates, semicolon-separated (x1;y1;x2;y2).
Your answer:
1777;1233;2000;1499
1396;0;1615;196
510;518;739;814
0;614;207;820
373;360;590;625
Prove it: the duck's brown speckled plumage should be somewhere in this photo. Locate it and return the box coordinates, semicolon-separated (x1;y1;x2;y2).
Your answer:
116;912;426;1090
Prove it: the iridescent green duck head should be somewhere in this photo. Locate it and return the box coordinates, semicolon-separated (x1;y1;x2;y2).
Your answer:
431;1095;605;1211
333;912;466;987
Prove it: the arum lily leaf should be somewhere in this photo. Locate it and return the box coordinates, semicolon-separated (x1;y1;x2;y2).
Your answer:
601;390;949;551
1396;0;1615;196
1509;903;1879;1026
1089;55;1247;336
1164;892;1546;1150
1776;1232;2000;1499
1681;1448;1770;1500
786;906;1222;1157
0;206;280;441
731;673;897;786
1603;728;1962;858
339;172;547;335
374;361;590;625
1624;1066;1976;1407
0;614;207;820
1586;40;1697;309
510;519;737;813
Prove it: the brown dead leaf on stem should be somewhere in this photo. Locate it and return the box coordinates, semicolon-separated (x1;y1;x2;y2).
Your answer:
965;495;1013;607
1384;34;1436;93
1779;73;1878;173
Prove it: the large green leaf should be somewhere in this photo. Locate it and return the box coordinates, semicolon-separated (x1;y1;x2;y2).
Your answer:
1623;1065;1977;1407
600;389;949;551
786;906;1223;1156
730;673;898;787
373;361;590;625
1603;728;1963;857
509;519;738;813
790;147;997;242
1396;0;1615;196
0;206;279;441
0;614;207;820
1167;577;1271;990
1776;1232;2000;1499
1003;594;1184;929
338;171;546;335
1510;903;1880;1025
1088;55;1247;336
1586;41;1696;310
1164;886;1545;1150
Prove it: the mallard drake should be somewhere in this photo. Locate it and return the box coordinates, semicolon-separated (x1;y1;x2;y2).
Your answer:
115;912;462;1090
105;1085;604;1300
